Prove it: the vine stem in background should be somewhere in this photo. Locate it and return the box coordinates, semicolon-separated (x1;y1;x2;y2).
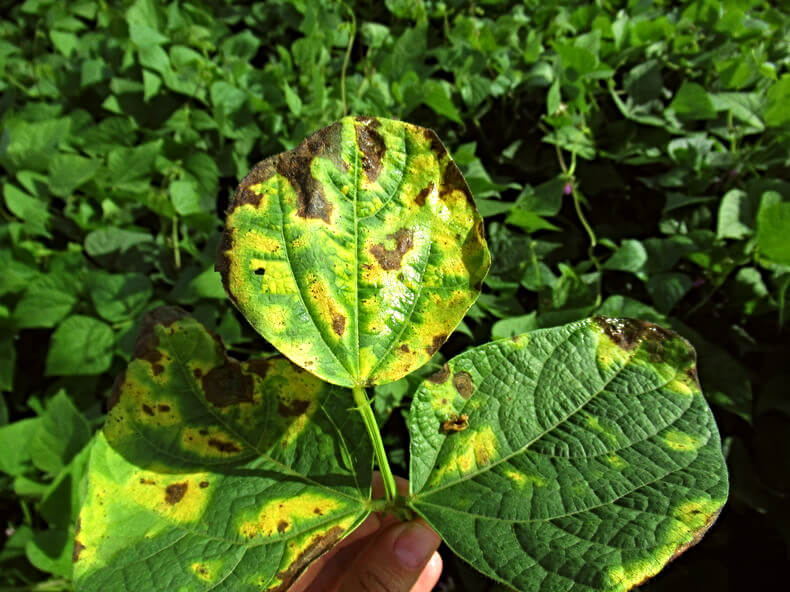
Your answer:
340;3;356;116
171;216;181;269
353;385;397;503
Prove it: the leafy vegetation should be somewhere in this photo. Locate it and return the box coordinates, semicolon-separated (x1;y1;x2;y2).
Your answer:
0;0;788;590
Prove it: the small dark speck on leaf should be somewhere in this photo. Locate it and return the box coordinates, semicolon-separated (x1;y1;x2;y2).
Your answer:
142;404;154;416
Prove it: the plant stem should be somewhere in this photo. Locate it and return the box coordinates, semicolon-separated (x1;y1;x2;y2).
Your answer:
352;385;397;503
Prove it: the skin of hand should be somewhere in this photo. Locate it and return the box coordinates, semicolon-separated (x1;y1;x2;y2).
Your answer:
289;473;443;592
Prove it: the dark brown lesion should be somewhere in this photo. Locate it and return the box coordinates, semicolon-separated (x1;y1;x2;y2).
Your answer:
439;162;474;208
72;539;86;562
277;398;310;417
277;520;289;534
201;359;254;408
273;122;345;224
164;482;188;504
399;344;411;353
268;526;345;592
440;413;469;434
369;228;414;271
199;481;209;488
425;334;448;356
452;371;474;399
207;437;241;453
593;317;674;351
415;182;435;206
141;404;155;416
423;128;444;156
428;364;450;384
332;311;346;337
355;117;386;182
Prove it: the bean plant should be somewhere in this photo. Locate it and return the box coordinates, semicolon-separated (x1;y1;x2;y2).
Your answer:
74;117;728;592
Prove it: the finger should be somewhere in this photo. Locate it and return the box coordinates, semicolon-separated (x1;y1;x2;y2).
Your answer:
290;513;382;592
337;520;441;592
411;552;442;592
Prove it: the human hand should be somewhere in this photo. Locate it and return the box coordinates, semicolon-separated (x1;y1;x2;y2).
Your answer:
290;473;443;592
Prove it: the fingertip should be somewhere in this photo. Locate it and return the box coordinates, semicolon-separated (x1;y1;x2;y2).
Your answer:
413;551;443;591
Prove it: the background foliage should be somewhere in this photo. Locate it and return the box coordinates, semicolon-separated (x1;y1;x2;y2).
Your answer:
0;0;788;590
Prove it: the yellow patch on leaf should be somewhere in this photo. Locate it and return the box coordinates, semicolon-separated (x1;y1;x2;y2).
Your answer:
239;493;345;539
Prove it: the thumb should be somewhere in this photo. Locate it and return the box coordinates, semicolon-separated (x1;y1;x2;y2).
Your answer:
337;520;441;592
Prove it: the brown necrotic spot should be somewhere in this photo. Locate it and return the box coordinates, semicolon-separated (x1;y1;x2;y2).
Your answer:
425;334;447;356
272;122;343;225
268;526;345;592
594;317;674;352
245;358;272;379
165;482;188;504
193;368;203;378
107;369;125;412
199;481;209;488
452;371;474;399
208;438;241;453
440;414;469;434
355;117;386;182
278;399;310;417
687;366;699;383
428;364;450;384
369;228;414;271
399;344;411;353
277;520;289;534
415;182;435;206
313;507;323;515
332;312;346;336
72;539;86;562
158;404;170;412
439;162;473;207
423;128;444;156
142;404;155;416
201;359;254;408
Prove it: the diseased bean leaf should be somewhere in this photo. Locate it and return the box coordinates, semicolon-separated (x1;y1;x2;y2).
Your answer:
408;317;728;592
217;116;490;388
74;308;372;592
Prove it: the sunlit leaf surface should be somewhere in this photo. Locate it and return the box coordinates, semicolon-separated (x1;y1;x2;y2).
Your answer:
74;308;372;591
408;317;728;592
218;116;490;387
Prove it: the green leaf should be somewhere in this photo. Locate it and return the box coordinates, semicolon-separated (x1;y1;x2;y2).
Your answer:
3;183;51;237
90;272;153;323
0;418;41;476
646;272;693;314
75;309;372;591
602;239;647;276
13;273;80;329
422;80;463;124
756;197;790;266
48;153;101;197
218;117;490;387
0;333;15;391
491;312;538;339
668;82;717;120
46;316;115;376
764;74;790;127
84;228;152;256
717;189;757;240
30;390;92;474
26;527;75;578
408;318;728;592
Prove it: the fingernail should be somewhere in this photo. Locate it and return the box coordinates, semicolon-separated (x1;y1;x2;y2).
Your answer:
393;523;440;570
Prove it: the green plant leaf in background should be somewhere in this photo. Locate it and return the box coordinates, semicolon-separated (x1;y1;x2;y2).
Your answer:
218;116;490;387
408;317;728;592
74;308;373;591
